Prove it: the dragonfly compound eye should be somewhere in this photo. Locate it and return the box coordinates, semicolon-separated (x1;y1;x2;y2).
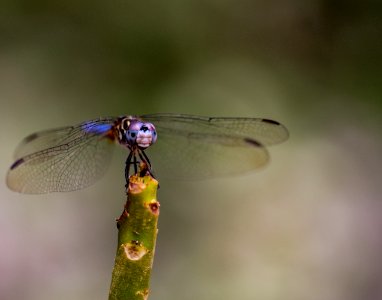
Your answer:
126;130;138;144
136;123;157;149
140;125;149;132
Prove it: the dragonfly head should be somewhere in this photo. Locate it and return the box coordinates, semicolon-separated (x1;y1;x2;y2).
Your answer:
121;119;157;149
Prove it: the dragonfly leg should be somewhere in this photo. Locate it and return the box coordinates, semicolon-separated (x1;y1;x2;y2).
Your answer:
138;151;150;177
139;150;157;181
141;150;152;169
124;151;133;185
133;154;138;174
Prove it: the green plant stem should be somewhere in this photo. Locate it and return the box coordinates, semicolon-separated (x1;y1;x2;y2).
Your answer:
109;174;160;300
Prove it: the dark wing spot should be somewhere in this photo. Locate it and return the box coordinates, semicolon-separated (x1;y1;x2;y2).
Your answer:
10;158;25;170
262;119;280;125
24;133;39;143
244;138;262;147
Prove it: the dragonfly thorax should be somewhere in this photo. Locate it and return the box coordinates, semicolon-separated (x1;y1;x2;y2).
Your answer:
116;117;157;150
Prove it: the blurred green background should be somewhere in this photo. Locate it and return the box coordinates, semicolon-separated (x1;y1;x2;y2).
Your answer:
1;1;381;299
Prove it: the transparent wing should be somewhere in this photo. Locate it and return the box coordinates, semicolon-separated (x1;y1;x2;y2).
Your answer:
7;118;117;194
141;113;289;146
7;114;289;193
144;129;269;179
13;117;116;159
140;113;288;179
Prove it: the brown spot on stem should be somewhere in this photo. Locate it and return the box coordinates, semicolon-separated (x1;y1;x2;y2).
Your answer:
124;241;147;261
136;289;149;300
128;180;147;194
116;204;130;228
147;200;160;215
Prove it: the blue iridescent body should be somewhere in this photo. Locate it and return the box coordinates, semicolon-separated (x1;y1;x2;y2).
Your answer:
7;114;289;194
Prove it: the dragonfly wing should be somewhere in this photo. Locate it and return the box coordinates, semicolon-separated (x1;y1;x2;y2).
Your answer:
7;118;117;194
141;113;289;146
13;118;116;160
144;130;269;179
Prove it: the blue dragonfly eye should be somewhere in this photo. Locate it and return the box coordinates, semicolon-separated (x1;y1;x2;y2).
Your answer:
127;130;138;142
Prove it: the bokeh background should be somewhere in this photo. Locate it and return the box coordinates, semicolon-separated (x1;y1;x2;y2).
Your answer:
1;1;381;300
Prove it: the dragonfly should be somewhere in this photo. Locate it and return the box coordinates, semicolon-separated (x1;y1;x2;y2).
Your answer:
6;113;289;194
